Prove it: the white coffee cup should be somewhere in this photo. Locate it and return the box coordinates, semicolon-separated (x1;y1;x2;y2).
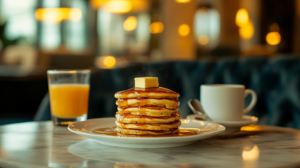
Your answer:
200;84;257;121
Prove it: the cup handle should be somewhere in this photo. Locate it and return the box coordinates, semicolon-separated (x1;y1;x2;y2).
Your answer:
244;89;257;114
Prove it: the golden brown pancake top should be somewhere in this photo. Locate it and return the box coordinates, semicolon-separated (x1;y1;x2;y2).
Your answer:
115;87;180;99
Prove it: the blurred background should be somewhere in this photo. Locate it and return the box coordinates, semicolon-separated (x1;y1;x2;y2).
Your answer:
0;0;299;127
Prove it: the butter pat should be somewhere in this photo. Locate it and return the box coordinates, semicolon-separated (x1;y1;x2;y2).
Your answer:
135;77;159;88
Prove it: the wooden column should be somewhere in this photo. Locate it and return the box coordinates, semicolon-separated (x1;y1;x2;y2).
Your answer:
293;0;300;54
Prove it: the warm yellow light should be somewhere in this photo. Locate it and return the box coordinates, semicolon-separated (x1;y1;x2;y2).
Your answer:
90;0;105;9
123;16;137;31
236;8;249;27
242;145;260;161
35;8;82;23
198;35;209;45
35;8;65;23
103;56;116;68
105;0;132;13
149;22;164;34
240;125;261;131
175;0;191;3
266;32;281;45
69;8;82;21
239;21;254;39
178;24;190;36
91;0;147;12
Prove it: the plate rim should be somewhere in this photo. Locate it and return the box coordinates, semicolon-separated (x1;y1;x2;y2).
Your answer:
216;116;258;125
186;115;258;128
68;117;226;141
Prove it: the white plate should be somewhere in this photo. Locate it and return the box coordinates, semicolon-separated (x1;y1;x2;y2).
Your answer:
68;118;225;148
187;115;258;128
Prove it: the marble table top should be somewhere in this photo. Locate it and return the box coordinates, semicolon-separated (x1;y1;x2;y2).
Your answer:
1;121;300;168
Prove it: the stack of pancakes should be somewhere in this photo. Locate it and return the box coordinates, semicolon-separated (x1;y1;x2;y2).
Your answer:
114;87;181;135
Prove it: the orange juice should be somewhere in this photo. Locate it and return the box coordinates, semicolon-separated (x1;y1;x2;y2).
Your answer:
49;84;90;118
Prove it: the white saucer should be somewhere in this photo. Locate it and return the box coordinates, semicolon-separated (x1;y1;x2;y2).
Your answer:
186;115;258;128
68;118;225;148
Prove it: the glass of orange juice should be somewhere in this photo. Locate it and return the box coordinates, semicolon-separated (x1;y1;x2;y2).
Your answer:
47;70;90;126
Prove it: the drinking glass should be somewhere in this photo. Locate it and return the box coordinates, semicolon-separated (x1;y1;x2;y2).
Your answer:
47;70;90;126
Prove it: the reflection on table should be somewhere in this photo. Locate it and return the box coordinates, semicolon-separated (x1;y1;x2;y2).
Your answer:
1;122;300;168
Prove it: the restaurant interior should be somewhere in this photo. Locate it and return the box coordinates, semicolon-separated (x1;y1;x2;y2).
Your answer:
0;0;299;129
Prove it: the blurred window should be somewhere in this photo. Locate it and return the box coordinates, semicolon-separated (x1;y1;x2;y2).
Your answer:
96;0;150;57
40;0;61;49
97;9;124;55
64;0;87;51
194;7;220;49
136;13;150;53
97;9;150;56
0;0;37;43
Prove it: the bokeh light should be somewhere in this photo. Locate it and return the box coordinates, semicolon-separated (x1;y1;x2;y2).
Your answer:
123;16;137;31
236;8;249;27
198;35;209;45
103;56;116;68
266;32;281;45
149;22;164;34
178;24;190;36
175;0;191;3
35;8;82;23
90;0;105;9
240;125;261;131
239;21;254;39
90;0;147;12
105;0;132;13
242;145;260;161
69;8;82;21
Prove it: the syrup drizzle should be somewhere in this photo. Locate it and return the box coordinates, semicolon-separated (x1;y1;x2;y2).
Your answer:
119;106;179;111
118;120;180;127
116;87;180;98
116;113;176;123
116;112;179;118
116;98;179;109
92;126;196;137
117;107;178;116
119;87;177;94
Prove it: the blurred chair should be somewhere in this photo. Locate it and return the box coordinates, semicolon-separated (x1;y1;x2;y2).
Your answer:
34;55;300;129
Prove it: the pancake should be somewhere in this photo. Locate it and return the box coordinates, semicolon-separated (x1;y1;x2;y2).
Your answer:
115;87;180;99
115;120;181;131
118;107;179;117
114;79;181;136
116;112;182;124
116;127;179;135
116;98;179;109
